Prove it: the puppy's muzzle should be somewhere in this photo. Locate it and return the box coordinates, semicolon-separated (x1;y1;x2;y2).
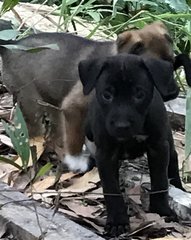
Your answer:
110;120;132;140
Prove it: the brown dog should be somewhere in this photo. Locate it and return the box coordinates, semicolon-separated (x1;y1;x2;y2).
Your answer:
62;21;175;172
0;21;176;171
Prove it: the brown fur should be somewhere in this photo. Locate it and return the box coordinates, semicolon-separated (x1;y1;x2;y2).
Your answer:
117;21;173;61
62;81;89;155
62;21;174;159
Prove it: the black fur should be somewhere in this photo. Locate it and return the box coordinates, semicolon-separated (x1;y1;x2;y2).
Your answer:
174;54;191;87
79;54;184;236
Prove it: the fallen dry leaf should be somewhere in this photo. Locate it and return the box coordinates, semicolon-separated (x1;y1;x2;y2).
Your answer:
128;220;156;237
144;213;162;222
61;200;100;218
84;187;103;200
0;221;7;238
28;189;59;199
0;162;18;184
154;237;186;240
30;172;77;192
15;136;45;167
128;185;141;204
29;136;45;159
171;232;185;238
160;221;191;235
59;168;100;195
185;183;191;192
82;218;104;234
130;216;144;231
0;134;13;148
183;231;191;239
12;167;35;189
59;208;104;234
30;175;56;192
59;208;80;219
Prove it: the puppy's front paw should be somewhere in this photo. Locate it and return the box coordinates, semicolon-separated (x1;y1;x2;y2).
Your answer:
105;214;130;237
150;202;177;221
164;213;178;223
163;208;178;223
150;193;176;217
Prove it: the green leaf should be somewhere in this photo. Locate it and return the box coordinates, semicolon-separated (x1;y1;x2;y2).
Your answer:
187;0;191;6
0;30;20;40
35;163;53;180
2;106;30;170
87;11;101;22
0;156;22;170
65;0;79;6
184;88;191;178
158;0;190;12
112;0;119;17
87;16;110;39
124;0;158;6
0;43;60;52
1;0;19;15
140;0;158;6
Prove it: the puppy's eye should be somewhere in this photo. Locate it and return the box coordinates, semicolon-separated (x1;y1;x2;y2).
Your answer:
102;90;113;103
134;88;145;100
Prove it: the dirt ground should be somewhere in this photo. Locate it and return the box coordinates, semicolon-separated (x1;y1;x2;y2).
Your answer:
0;88;191;239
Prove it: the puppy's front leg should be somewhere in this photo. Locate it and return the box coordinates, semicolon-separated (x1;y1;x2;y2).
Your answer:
167;130;184;191
147;140;173;216
96;147;129;236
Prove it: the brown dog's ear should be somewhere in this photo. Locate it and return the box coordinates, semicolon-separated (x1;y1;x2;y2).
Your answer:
78;58;103;95
174;54;191;87
117;31;144;54
117;32;132;49
143;58;179;101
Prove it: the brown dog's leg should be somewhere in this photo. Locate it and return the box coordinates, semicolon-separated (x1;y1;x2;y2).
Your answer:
45;108;65;155
62;81;90;172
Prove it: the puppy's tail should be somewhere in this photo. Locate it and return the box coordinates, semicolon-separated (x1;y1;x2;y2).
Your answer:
174;54;191;87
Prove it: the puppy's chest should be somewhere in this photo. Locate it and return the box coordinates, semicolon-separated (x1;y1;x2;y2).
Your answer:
120;136;148;159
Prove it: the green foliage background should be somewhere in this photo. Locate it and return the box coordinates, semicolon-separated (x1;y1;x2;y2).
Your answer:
1;0;191;55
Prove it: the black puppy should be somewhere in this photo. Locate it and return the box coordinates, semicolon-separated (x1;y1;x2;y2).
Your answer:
78;54;184;236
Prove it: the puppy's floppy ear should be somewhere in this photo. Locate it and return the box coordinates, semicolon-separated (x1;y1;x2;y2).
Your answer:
78;58;104;95
174;54;191;87
143;58;179;101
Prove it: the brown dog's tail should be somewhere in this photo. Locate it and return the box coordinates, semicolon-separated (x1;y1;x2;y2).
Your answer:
174;54;191;87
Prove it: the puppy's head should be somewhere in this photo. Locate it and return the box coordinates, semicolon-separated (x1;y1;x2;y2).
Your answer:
117;21;174;62
79;54;178;140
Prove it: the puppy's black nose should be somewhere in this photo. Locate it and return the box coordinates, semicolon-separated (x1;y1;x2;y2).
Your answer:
113;121;131;131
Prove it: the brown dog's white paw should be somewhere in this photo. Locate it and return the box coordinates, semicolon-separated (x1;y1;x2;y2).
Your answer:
63;154;90;173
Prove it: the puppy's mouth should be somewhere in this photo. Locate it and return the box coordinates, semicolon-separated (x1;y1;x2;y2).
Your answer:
109;129;147;142
110;132;134;142
107;125;137;141
113;134;148;143
116;137;129;142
